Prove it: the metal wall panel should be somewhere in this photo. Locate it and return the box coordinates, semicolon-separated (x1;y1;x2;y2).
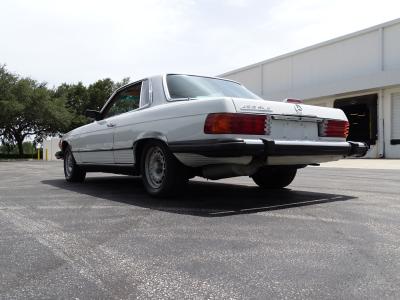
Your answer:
262;58;291;98
291;31;380;89
384;23;400;70
225;66;262;96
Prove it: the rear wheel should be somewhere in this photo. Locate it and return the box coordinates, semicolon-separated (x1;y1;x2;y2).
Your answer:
251;167;297;189
64;147;86;182
141;141;188;197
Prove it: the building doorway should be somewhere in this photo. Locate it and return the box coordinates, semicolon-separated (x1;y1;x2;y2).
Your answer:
334;94;378;146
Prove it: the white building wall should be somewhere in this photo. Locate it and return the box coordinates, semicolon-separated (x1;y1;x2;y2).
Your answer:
42;138;60;161
227;66;263;96
384;23;400;70
291;30;380;91
262;58;292;98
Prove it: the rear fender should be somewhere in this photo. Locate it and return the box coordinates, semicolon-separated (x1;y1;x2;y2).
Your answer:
132;132;168;166
133;132;168;145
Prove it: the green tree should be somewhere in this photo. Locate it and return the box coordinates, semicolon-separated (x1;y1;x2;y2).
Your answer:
22;141;36;155
87;77;130;111
0;65;73;157
87;78;115;111
114;77;130;90
56;82;88;114
55;77;130;130
54;82;89;130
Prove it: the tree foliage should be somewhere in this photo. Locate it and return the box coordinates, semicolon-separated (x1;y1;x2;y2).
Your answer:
0;64;129;156
55;77;130;130
0;66;74;156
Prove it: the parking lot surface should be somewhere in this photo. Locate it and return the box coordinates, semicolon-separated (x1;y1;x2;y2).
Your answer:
0;160;399;299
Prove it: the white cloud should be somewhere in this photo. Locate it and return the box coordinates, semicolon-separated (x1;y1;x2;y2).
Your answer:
0;0;399;86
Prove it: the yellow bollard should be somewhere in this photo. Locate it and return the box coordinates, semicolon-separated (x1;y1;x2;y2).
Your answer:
45;149;48;161
37;149;40;160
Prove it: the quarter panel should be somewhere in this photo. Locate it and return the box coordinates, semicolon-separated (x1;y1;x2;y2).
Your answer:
113;97;237;143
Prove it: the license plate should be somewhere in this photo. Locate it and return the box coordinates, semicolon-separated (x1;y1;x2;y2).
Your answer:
272;120;318;140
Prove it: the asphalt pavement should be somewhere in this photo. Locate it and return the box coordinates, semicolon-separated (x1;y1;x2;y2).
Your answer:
0;160;399;299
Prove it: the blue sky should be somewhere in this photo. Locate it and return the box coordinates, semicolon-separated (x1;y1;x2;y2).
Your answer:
1;0;400;87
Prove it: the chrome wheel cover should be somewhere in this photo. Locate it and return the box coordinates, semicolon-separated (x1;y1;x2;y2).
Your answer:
65;151;74;177
145;146;166;189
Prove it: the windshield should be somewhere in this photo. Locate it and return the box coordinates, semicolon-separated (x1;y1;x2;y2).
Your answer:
166;74;261;100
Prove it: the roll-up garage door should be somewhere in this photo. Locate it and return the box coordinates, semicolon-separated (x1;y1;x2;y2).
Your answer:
391;92;400;144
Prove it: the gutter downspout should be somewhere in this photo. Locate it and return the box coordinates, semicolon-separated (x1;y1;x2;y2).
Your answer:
377;28;385;158
378;89;385;158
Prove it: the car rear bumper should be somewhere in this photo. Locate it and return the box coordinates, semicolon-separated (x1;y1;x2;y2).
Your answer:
169;138;369;158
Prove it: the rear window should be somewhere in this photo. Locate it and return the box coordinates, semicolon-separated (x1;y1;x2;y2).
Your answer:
166;74;261;100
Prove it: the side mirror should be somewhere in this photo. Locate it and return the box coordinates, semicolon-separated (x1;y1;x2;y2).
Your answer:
85;109;102;121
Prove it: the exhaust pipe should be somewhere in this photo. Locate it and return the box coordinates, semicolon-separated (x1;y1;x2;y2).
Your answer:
202;158;264;180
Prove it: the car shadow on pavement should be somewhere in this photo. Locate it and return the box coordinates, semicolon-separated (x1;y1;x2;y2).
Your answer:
42;176;356;217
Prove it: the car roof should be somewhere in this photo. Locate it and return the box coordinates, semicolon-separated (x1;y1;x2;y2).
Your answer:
114;73;241;94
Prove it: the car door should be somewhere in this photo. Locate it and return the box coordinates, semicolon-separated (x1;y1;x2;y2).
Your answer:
79;82;142;164
113;80;150;164
78;97;120;164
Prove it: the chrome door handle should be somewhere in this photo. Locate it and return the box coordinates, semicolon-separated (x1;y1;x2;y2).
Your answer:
107;122;116;127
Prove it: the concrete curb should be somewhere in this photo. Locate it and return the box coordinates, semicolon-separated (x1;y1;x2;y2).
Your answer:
317;159;400;170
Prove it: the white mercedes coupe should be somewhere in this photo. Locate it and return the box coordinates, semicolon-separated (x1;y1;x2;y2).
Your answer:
57;74;368;197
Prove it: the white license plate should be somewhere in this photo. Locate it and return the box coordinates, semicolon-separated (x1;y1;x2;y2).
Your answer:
272;120;318;140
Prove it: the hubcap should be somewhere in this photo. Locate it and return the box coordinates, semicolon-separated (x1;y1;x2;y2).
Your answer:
65;151;74;177
145;146;166;189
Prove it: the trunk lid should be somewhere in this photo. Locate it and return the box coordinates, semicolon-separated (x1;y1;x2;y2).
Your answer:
232;98;347;141
232;98;346;120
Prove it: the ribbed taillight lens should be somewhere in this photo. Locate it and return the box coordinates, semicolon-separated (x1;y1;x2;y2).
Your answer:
319;119;349;138
204;113;268;135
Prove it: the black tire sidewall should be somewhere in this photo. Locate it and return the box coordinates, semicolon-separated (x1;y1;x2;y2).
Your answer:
252;167;297;189
64;147;85;182
64;148;74;180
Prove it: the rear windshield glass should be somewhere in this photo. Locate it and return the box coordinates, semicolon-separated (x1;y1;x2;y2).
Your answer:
166;74;261;100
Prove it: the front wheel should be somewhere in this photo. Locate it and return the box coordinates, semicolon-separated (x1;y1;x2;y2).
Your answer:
141;141;188;197
251;167;297;189
64;147;86;182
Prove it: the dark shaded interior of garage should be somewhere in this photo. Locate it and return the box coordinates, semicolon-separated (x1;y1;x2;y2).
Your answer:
334;94;378;145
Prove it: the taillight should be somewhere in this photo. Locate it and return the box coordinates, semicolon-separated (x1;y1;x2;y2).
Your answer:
319;119;349;138
204;113;269;135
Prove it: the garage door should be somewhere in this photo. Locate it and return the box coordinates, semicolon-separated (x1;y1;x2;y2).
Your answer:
391;92;400;144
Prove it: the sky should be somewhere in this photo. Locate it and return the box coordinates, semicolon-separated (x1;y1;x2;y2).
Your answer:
1;0;400;87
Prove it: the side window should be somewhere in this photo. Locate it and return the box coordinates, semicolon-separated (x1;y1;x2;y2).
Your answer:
104;82;142;119
140;80;150;107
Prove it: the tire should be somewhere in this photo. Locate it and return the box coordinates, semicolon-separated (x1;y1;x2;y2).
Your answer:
251;166;297;189
64;147;86;183
141;140;188;197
